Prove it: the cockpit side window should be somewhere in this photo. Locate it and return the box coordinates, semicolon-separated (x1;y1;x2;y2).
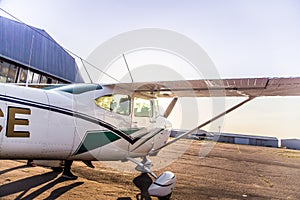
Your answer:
133;97;153;117
95;94;131;116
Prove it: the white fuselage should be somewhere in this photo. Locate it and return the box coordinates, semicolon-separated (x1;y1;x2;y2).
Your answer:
0;83;171;161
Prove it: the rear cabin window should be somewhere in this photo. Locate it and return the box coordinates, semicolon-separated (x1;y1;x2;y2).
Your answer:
95;94;131;116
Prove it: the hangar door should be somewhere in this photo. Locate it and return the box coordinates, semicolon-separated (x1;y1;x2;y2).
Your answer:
234;137;250;145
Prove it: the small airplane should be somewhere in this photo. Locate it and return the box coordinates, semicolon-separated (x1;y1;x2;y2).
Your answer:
0;77;300;199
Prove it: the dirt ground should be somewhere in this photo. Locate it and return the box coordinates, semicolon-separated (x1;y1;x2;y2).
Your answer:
1;140;300;200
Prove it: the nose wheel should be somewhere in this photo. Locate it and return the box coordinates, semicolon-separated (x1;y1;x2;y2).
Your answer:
157;193;172;200
127;157;176;200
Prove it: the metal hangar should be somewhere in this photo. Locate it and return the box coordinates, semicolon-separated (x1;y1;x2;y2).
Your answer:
0;16;82;84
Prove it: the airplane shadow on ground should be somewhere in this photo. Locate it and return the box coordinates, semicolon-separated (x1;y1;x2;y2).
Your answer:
0;170;83;199
0;164;29;175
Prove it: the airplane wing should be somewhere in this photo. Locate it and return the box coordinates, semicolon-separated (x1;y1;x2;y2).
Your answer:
18;77;300;98
105;77;300;154
105;77;300;98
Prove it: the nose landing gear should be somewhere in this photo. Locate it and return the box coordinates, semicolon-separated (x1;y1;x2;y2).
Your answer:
127;157;176;200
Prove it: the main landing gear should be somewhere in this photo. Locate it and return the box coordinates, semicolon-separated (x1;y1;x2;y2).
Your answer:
127;157;176;200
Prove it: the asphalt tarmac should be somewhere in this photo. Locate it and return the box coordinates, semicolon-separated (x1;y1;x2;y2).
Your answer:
0;140;300;199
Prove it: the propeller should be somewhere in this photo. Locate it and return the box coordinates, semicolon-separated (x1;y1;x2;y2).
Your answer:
163;97;178;118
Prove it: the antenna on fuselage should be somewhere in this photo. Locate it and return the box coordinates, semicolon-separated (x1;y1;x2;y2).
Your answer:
122;53;134;83
80;58;93;84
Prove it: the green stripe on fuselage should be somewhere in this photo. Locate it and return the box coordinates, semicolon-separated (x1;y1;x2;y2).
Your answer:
74;128;140;155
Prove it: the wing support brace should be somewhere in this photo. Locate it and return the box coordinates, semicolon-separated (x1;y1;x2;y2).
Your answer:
127;157;157;178
149;96;255;154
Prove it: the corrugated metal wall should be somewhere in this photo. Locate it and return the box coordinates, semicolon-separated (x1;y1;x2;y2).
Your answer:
0;16;80;82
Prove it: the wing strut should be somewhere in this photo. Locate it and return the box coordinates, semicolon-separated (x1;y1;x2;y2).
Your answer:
149;96;255;154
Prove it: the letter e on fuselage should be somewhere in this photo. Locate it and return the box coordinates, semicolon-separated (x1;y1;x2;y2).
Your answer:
6;107;31;137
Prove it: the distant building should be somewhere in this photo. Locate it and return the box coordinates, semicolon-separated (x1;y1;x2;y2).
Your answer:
0;16;82;84
170;129;190;137
171;129;279;148
171;129;208;140
211;132;278;148
281;139;300;150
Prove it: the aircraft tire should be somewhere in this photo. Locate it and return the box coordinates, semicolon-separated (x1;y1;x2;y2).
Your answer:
158;193;172;200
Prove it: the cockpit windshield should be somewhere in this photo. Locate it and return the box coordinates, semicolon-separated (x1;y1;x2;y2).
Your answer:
95;94;159;118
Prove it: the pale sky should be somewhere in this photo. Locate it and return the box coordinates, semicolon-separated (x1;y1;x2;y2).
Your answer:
0;0;300;139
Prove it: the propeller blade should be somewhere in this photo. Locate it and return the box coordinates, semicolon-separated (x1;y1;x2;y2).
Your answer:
163;97;178;118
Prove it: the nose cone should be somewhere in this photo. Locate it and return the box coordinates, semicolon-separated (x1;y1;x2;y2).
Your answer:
155;116;172;130
165;119;172;129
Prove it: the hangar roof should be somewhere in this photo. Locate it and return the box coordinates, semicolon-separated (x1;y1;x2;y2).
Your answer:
0;16;82;83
